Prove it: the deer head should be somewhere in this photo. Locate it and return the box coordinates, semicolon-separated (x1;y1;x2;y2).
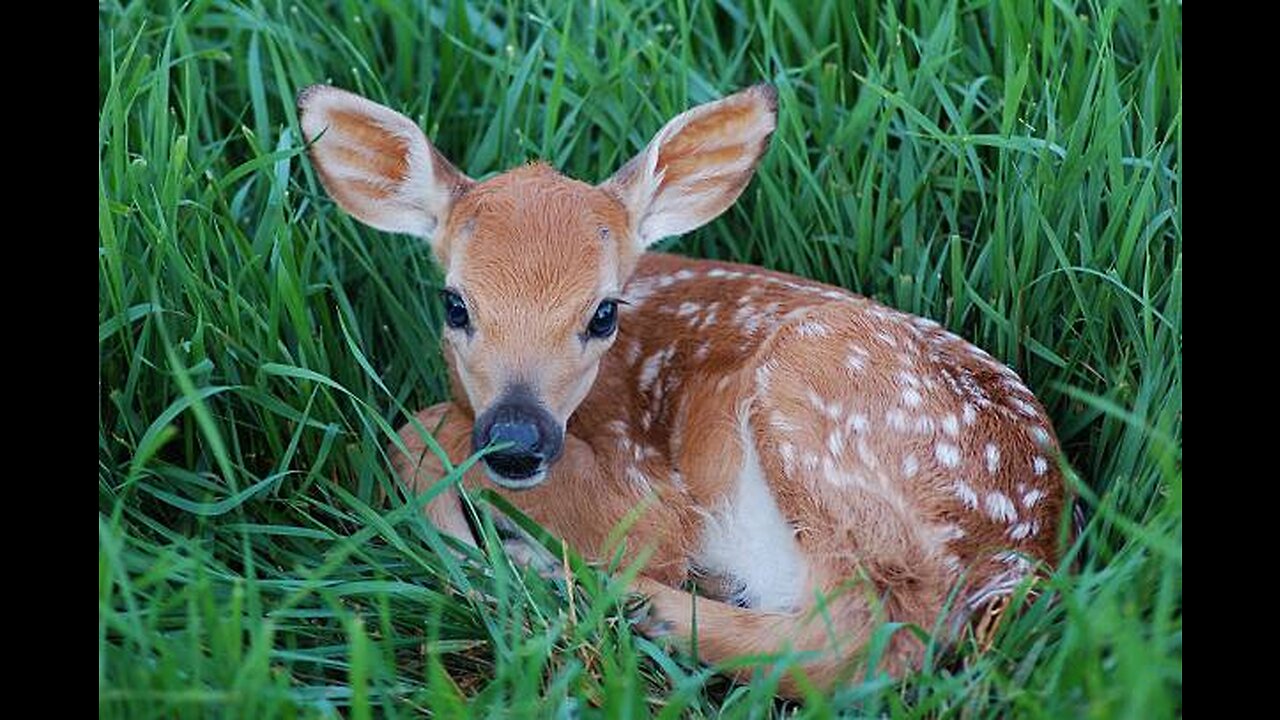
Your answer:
299;84;777;488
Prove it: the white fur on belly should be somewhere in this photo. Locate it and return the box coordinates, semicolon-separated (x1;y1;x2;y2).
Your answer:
694;417;808;612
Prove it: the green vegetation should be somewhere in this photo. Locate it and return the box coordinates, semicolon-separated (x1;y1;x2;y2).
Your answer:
99;0;1182;716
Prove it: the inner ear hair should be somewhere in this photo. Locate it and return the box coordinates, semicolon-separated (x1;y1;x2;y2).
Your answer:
601;84;777;248
297;84;472;242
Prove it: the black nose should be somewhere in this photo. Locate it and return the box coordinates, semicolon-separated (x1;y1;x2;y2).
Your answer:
484;419;544;478
472;390;563;482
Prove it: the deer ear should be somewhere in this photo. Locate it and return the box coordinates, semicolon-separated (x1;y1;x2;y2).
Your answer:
601;84;777;249
298;85;471;242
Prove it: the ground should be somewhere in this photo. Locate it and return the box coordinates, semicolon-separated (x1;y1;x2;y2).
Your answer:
98;1;1182;716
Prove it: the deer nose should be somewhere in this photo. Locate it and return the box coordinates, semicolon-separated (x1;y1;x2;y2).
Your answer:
485;419;544;477
472;390;563;487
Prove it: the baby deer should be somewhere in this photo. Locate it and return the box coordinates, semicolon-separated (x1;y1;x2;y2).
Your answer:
299;83;1067;693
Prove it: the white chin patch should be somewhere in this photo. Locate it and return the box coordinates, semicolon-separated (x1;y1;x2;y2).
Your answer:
484;466;548;490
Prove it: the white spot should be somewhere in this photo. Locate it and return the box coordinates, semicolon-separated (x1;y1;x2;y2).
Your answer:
902;453;919;477
1008;396;1039;418
886;409;910;431
984;443;1001;474
802;453;821;471
707;268;728;278
1030;427;1052;448
676;302;700;317
968;345;994;361
1008;522;1038;540
770;411;799;433
844;353;866;372
902;388;923;407
962;403;978;425
650;378;665;405
896;370;920;387
953;481;979;509
913;415;935;434
966;553;1035;610
847;413;870;432
754;362;772;390
995;550;1033;570
673;269;696;281
935;442;961;467
985;492;1018;523
1022;489;1045;508
957;372;992;405
625;465;650;489
638;352;662;391
694;341;711;362
657;275;676;287
941;414;959;437
807;390;842;421
779;442;797;473
1032;456;1049;476
622;283;656;306
796;320;830;338
856;439;878;468
874;331;899;347
821;457;840;483
826;429;845;458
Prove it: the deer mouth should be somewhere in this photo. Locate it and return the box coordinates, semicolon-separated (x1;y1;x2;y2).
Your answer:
482;465;548;490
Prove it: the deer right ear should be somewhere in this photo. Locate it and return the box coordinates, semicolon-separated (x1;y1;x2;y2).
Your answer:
298;85;471;242
601;84;777;250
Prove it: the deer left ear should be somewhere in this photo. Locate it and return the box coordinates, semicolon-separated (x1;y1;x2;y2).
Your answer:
601;84;777;249
297;85;471;243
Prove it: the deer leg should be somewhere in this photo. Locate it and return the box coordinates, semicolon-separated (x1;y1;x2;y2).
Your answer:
392;403;479;545
632;575;920;696
392;404;692;585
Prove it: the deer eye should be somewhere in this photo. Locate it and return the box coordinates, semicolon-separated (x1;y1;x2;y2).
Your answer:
586;299;618;339
440;290;470;330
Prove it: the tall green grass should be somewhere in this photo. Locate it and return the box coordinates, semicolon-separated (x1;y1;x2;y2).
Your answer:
99;0;1182;716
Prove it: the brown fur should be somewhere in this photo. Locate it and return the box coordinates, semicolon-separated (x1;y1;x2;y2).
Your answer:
301;84;1067;697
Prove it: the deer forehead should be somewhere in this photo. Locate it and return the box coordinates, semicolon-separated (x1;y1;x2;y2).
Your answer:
440;164;631;319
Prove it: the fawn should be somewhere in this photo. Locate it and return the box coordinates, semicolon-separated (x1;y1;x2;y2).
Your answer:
299;83;1067;693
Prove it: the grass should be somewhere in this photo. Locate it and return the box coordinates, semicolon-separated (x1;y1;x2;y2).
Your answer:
98;0;1182;716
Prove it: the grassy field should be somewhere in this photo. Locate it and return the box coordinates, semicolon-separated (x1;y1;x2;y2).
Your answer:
98;0;1182;716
